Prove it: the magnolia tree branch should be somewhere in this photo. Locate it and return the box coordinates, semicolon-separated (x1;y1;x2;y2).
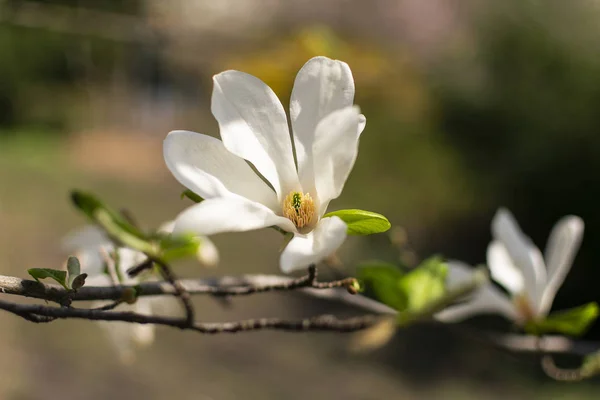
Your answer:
0;268;362;305
0;266;385;334
0;298;382;333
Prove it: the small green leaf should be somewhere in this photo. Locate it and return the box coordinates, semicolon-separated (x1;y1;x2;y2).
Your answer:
358;261;407;311
95;209;155;254
181;190;204;203
66;256;81;288
70;273;88;290
70;191;151;253
28;268;68;289
323;209;391;235
158;233;201;261
399;256;447;312
526;302;599;336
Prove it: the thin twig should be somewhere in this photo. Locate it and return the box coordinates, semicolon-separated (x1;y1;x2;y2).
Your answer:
0;271;361;304
0;298;380;333
150;257;195;326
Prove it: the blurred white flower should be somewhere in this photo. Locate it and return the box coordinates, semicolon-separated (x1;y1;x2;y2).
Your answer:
436;208;584;324
62;223;219;363
164;56;366;273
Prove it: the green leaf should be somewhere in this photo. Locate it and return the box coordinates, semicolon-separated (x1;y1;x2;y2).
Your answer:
181;190;204;203
323;209;391;235
399;256;447;312
526;302;599;336
358;261;407;311
28;268;68;289
158;233;201;261
71;190;155;254
70;273;88;290
66;256;80;288
94;209;155;254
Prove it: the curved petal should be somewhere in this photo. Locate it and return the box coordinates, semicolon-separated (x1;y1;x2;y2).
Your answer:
311;106;361;214
94;301;155;364
280;216;347;273
358;114;367;136
212;71;299;198
197;236;220;267
434;287;518;322
487;241;525;295
164;130;279;210
539;215;584;316
62;225;110;250
444;260;477;286
290;56;357;192
62;226;113;277
173;197;297;236
436;260;518;322
491;208;546;310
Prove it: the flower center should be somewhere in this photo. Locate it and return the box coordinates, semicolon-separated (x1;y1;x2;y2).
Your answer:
514;294;535;323
282;191;315;229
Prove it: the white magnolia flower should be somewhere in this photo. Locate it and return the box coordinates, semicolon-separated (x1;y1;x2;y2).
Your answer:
62;223;218;362
436;208;584;324
163;56;366;273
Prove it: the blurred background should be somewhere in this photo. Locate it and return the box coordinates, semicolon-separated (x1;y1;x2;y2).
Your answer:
1;0;600;398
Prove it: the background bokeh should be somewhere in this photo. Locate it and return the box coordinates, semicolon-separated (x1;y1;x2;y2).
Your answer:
1;0;600;398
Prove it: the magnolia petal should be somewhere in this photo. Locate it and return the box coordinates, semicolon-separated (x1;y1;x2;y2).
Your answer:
173;197;296;236
131;300;156;347
311;106;361;214
444;260;477;286
538;216;584;316
358;114;367;136
197;236;220;267
487;241;525;295
437;260;518;321
212;71;299;198
62;225;110;250
280;216;347;273
290;56;357;193
63;225;114;277
164;130;279;210
94;301;155;364
434;288;518;322
491;208;547;310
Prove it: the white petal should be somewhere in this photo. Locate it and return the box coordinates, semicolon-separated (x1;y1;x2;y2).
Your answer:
157;220;175;234
173;197;296;236
131;300;156;346
487;241;525;295
94;301;155;364
197;236;220;267
358;114;367;136
436;260;518;322
62;225;110;250
491;208;547;309
539;216;584;316
435;288;518;322
280;216;347;273
164;130;279;210
311;106;361;214
62;225;113;277
444;260;477;286
290;56;356;193
212;71;299;198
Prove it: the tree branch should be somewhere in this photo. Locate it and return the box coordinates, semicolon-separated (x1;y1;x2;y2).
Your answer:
0;270;362;305
0;298;381;333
